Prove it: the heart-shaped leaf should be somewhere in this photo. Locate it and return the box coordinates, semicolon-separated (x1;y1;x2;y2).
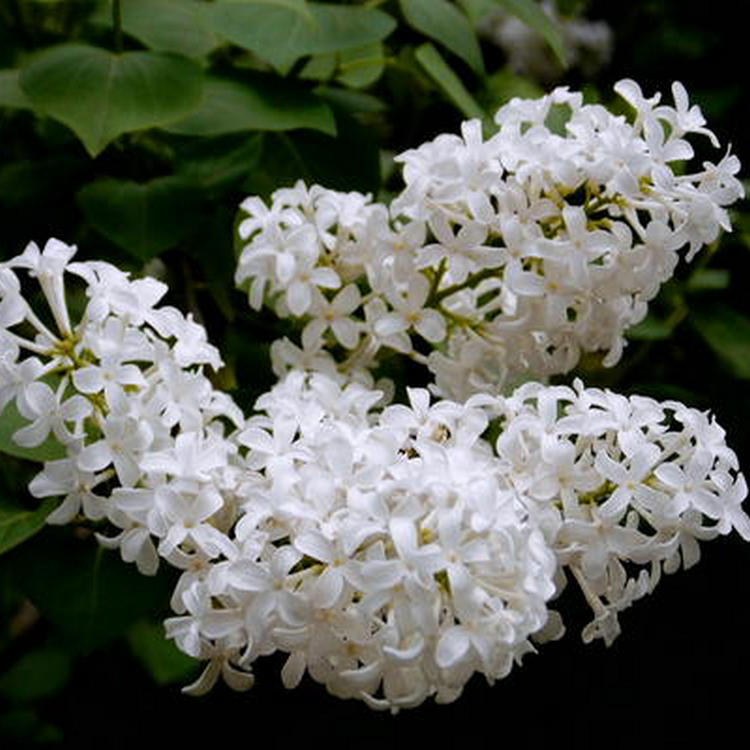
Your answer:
164;77;335;136
209;1;396;72
19;44;203;157
116;0;219;58
77;176;204;260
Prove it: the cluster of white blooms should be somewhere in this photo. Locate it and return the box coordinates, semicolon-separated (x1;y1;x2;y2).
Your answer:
2;78;748;712
0;238;245;577
472;380;750;645
235;81;743;400
164;374;750;703
477;0;613;83
1;240;748;710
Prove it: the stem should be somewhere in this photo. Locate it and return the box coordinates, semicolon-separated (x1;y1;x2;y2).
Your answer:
3;329;55;356
569;564;607;617
432;267;501;305
112;0;123;53
425;259;447;306
339;333;378;373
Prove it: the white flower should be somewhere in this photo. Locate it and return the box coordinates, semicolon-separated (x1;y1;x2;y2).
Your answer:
376;275;446;344
302;285;362;350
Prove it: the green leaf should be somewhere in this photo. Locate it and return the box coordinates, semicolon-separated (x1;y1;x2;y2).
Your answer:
479;66;544;113
175;133;264;194
315;86;386;114
77;176;204;261
184;205;242;321
19;44;203;157
0;647;71;701
243;109;380;198
163;77;335;136
0;708;63;744
400;0;484;75
209;1;397;72
0;498;59;556
457;0;497;24
685;268;730;292
0;70;32;110
336;43;385;89
299;52;337;82
691;304;750;379
118;0;220;58
414;42;485;120
10;529;173;654
625;316;673;341
0;155;86;208
219;0;309;12
492;0;567;67
128;620;199;685
0;400;66;463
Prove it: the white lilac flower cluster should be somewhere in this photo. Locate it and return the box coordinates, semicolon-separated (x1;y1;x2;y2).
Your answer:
1;81;748;712
235;80;743;400
0;239;243;574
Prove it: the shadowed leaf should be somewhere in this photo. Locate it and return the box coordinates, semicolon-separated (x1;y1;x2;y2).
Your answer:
20;44;203;157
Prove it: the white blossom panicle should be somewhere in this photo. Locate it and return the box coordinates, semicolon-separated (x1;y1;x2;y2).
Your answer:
165;374;746;707
1;239;748;708
235;81;743;400
2;80;747;712
0;239;243;572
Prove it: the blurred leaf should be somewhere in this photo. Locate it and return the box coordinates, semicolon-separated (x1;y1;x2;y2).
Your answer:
400;0;484;75
479;67;544;113
209;1;396;72
0;708;63;744
219;0;309;11
685;269;730;292
299;52;337;82
0;497;59;556
0;155;86;207
164;77;335;136
175;133;264;194
0;70;32;110
414;43;485;120
185;205;240;321
0;647;71;701
457;0;496;23
128;620;199;685
20;44;203;157
492;0;567;67
315;86;386;113
336;43;385;89
10;530;173;654
626;316;673;341
691;304;750;378
117;0;219;58
243;109;380;197
77;176;204;261
0;400;66;463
